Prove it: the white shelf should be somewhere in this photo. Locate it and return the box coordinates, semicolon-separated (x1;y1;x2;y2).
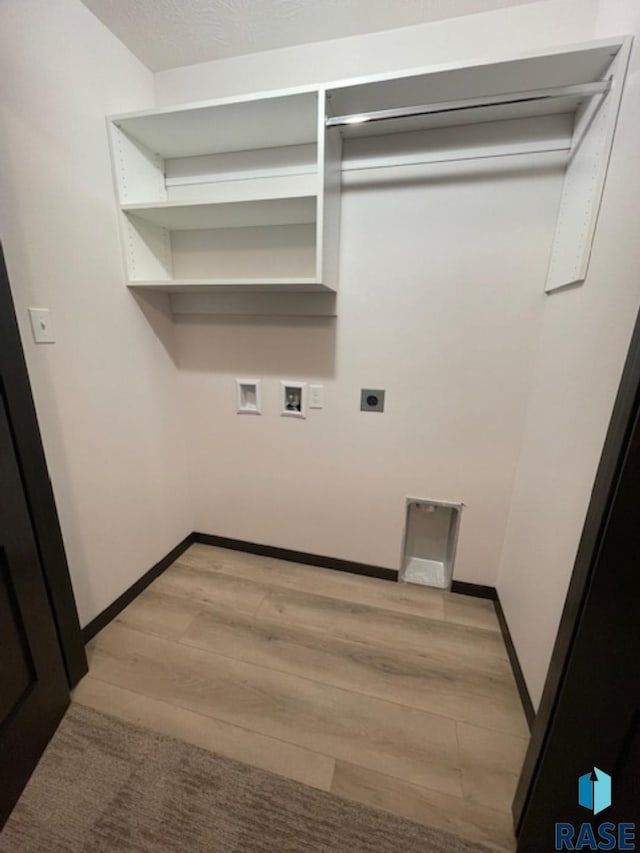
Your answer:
326;38;623;132
122;195;317;230
112;91;318;158
128;278;327;293
108;88;339;300
108;36;629;310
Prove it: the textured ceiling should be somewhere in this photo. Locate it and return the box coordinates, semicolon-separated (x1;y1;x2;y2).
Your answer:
80;0;540;72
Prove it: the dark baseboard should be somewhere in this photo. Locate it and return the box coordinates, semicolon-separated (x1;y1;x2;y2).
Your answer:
451;580;535;730
81;534;195;643
81;532;396;644
494;595;536;730
450;580;497;600
192;532;399;581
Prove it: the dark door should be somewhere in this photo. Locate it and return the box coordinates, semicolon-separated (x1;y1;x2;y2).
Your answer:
515;309;640;847
0;372;69;828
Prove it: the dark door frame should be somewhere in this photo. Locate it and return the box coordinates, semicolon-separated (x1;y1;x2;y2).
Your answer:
0;245;87;688
514;303;640;836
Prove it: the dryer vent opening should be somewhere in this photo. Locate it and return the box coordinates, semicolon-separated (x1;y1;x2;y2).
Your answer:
401;500;462;590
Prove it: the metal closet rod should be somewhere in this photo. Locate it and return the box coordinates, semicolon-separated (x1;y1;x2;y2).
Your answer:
325;80;610;128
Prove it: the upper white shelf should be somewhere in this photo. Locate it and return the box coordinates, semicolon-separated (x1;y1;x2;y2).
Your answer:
326;39;623;137
112;91;319;158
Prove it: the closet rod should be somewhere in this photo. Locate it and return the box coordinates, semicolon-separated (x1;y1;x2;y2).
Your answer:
326;80;610;128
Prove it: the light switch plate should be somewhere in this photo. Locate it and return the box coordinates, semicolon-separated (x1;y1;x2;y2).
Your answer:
28;308;55;344
309;384;324;409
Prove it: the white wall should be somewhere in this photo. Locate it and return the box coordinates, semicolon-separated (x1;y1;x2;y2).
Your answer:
496;0;640;708
0;0;192;627
155;1;601;583
157;0;640;705
175;150;564;579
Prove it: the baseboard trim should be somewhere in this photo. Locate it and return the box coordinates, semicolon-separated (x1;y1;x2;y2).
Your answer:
494;595;536;730
81;534;195;643
450;580;497;600
451;580;534;730
192;533;399;582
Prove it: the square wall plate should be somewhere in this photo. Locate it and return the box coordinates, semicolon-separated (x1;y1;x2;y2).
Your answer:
281;381;307;419
237;379;262;414
360;389;385;412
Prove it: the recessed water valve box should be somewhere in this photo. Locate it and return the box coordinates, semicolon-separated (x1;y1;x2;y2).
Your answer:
237;379;261;415
360;389;385;412
281;381;307;419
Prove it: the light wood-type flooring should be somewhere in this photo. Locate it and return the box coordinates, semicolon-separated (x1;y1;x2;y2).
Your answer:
75;544;529;852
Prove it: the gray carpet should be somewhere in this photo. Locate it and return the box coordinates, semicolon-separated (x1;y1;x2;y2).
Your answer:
1;704;494;852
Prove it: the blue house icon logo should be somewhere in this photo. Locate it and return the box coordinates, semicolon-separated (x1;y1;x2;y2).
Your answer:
578;768;612;815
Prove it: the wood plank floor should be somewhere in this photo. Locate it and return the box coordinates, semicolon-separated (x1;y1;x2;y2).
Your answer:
75;544;528;852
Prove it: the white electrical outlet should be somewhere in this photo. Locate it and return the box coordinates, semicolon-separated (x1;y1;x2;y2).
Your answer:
28;308;55;344
309;385;324;409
